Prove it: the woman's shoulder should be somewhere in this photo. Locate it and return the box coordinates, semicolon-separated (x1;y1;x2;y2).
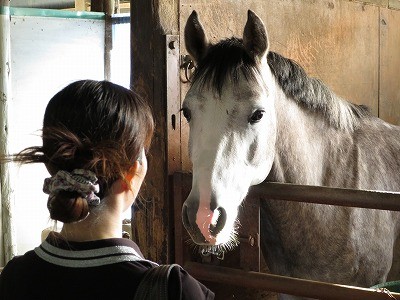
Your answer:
0;251;38;294
1;250;38;273
1;250;44;283
168;264;215;300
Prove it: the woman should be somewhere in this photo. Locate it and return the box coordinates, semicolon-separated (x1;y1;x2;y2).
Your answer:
0;80;214;300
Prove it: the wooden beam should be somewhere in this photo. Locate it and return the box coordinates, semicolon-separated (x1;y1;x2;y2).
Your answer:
131;1;180;264
185;262;400;300
249;182;400;211
354;0;388;7
91;0;114;14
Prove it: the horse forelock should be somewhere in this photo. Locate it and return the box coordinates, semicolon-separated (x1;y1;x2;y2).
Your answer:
267;52;370;131
191;38;370;132
191;37;260;96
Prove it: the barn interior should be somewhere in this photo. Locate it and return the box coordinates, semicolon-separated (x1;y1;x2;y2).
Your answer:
0;1;399;299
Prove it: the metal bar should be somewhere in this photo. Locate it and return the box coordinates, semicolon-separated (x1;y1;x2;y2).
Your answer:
249;182;400;211
185;262;400;300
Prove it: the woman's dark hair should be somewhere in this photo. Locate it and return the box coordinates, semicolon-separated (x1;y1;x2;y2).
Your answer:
11;80;154;223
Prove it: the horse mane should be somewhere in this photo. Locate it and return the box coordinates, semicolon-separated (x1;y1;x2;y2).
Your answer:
192;37;370;131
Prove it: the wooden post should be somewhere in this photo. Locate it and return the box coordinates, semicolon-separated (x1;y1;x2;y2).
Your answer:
0;1;16;266
185;262;400;300
131;1;180;264
91;0;113;81
91;0;114;14
74;0;86;11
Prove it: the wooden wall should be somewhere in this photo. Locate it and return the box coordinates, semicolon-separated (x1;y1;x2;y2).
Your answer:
179;0;400;170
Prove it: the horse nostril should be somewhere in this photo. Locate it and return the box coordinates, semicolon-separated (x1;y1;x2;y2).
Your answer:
209;207;227;237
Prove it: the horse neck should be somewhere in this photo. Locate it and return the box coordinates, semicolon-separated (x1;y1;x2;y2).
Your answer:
269;87;345;186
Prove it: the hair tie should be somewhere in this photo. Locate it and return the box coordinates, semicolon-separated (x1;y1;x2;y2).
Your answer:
43;169;101;206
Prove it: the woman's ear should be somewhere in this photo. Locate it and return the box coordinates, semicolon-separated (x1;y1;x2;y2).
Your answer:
110;158;147;193
127;151;147;184
125;164;137;183
117;163;139;192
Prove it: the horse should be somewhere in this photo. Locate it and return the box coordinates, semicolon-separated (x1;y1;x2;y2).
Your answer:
181;10;400;300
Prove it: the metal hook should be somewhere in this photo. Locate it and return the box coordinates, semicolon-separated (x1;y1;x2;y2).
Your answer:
180;55;196;83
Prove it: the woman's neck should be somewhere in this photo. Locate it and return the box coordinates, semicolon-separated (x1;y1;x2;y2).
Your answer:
59;196;125;242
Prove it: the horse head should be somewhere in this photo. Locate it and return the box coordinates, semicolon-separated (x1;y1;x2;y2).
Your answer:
182;10;277;250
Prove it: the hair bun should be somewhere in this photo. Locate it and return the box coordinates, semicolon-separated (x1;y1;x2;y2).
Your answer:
47;191;89;223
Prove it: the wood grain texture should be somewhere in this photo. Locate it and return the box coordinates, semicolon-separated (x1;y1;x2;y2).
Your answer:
131;1;172;264
379;8;400;125
389;0;400;9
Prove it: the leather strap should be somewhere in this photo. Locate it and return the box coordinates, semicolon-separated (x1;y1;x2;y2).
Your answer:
133;264;181;300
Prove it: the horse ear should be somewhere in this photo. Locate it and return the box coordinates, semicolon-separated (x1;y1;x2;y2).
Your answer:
184;11;209;63
243;10;269;61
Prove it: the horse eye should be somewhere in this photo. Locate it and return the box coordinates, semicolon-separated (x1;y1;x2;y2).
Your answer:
249;110;265;124
181;108;192;122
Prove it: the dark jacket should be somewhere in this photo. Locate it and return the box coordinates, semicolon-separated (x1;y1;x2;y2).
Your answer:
0;232;214;300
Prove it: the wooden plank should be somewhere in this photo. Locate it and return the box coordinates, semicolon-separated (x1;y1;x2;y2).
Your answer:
389;0;400;9
74;0;86;11
272;1;379;116
184;262;400;300
249;182;400;211
379;8;400;125
353;0;388;7
110;0;400;14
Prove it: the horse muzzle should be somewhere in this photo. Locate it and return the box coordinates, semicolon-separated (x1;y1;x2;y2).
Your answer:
182;202;227;245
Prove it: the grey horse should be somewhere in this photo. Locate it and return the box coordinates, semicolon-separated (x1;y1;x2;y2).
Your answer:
181;10;400;300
